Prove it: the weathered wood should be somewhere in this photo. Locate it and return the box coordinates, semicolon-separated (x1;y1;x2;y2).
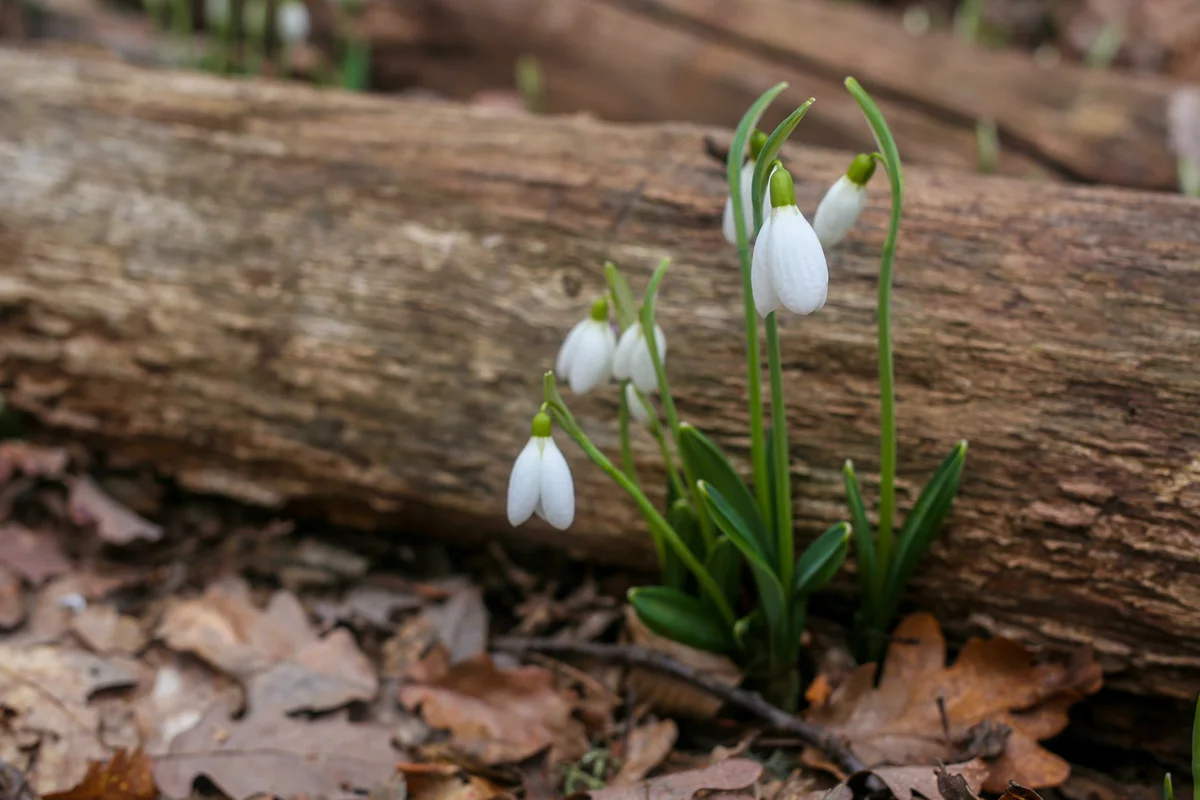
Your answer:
0;50;1198;699
408;0;1183;190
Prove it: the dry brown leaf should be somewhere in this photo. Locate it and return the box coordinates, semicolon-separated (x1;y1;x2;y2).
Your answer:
43;749;156;800
157;577;377;714
805;613;1101;793
0;644;139;792
132;653;234;754
613;719;677;785
153;702;397;797
0;761;40;800
0;564;24;630
422;586;489;663
587;758;762;800
0;523;71;586
0;441;69;485
999;782;1044;800
70;605;147;656
394;762;506;800
868;760;989;800
622;607;741;719
68;477;162;545
399;652;588;765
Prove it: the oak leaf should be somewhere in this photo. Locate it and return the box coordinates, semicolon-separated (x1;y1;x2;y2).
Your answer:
804;613;1101;793
587;759;762;800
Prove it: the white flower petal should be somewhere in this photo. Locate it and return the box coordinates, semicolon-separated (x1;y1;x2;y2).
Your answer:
613;325;639;380
276;1;310;43
568;322;615;394
813;175;867;249
722;162;758;245
766;206;828;316
628;324;665;394
555;319;589;380
760;164;778;231
537;438;575;530
751;220;782;318
722;196;737;245
506;438;542;526
626;383;652;426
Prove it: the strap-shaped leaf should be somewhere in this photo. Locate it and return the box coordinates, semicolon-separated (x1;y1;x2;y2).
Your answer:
680;424;772;565
628;586;734;654
698;481;788;664
751;100;814;233
793;522;851;598
664;499;704;593
705;536;743;614
882;441;967;619
843;460;878;615
603;261;637;331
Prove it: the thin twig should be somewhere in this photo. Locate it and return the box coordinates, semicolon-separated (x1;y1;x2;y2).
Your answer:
492;635;867;776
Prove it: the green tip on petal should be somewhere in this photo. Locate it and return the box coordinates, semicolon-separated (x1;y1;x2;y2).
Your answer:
590;295;609;322
769;166;796;209
846;153;876;186
531;411;552;438
749;130;768;161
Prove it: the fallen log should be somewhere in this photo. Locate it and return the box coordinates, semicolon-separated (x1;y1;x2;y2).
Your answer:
398;0;1185;190
0;50;1198;700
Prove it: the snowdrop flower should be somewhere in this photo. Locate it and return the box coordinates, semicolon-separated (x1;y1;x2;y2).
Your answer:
507;411;574;530
722;131;768;245
613;322;667;394
813;154;876;249
555;297;616;394
625;383;653;427
276;0;311;45
752;165;828;317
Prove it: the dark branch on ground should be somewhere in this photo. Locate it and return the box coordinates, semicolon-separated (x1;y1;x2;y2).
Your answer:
492;635;867;776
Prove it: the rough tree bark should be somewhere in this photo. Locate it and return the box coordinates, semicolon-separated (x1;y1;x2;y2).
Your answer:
0;50;1198;699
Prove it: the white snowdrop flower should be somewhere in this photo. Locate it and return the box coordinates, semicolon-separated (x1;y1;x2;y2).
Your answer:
613;322;667;394
555;297;617;394
752;165;828;317
813;154;876;249
507;411;574;530
276;0;310;45
625;382;653;427
722;131;768;246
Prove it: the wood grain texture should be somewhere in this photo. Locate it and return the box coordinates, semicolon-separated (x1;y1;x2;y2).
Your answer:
0;50;1198;697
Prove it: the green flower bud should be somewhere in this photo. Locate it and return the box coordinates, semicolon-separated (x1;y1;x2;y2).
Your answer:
749;130;768;161
589;295;609;322
769;166;796;209
531;411;552;438
846;153;876;187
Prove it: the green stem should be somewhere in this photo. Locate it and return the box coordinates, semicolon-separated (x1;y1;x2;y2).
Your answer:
846;78;902;591
543;378;735;625
617;381;638;483
765;313;793;590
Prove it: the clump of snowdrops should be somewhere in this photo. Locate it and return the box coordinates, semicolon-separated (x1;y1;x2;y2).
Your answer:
506;79;967;707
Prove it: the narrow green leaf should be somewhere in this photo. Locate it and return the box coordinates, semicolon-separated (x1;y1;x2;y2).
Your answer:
882;441;967;620
698;481;788;664
664;499;704;592
1165;773;1174;800
751;99;814;233
604;261;637;331
341;39;371;91
764;422;778;538
628;586;734;654
707;536;743;610
793;522;851;598
727;83;789;221
679;424;771;564
843;460;877;608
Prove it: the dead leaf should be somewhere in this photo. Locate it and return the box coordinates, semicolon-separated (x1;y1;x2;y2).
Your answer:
68;477;162;545
70;605;147;656
394;762;506;800
866;760;988;800
423;586;489;663
587;758;762;800
0;761;38;800
799;788;852;800
153;702;397;797
400;652;588;765
804;613;1101;793
157;577;378;714
622;607;741;719
43;749;156;800
613;719;677;785
0;523;71;585
316;583;424;630
0;564;25;630
0;441;69;485
132;653;234;754
0;645;139;792
999;782;1044;800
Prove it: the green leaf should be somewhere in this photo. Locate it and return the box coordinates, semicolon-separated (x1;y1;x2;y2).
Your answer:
793;522;850;598
1164;773;1175;800
705;536;743;613
604;261;637;331
843;460;878;613
679;424;771;564
341;39;371;91
664;499;704;592
727;83;789;226
628;586;734;654
751;100;814;233
698;481;788;665
882;441;967;621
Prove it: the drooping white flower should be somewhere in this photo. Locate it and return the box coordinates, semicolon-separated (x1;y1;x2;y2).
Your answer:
555;297;617;394
625;382;653;427
613;322;667;394
276;0;311;45
813;154;876;249
722;130;769;246
752;165;828;317
507;412;574;530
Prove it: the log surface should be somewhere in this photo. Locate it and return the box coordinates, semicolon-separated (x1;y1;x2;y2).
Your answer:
1;50;1199;698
